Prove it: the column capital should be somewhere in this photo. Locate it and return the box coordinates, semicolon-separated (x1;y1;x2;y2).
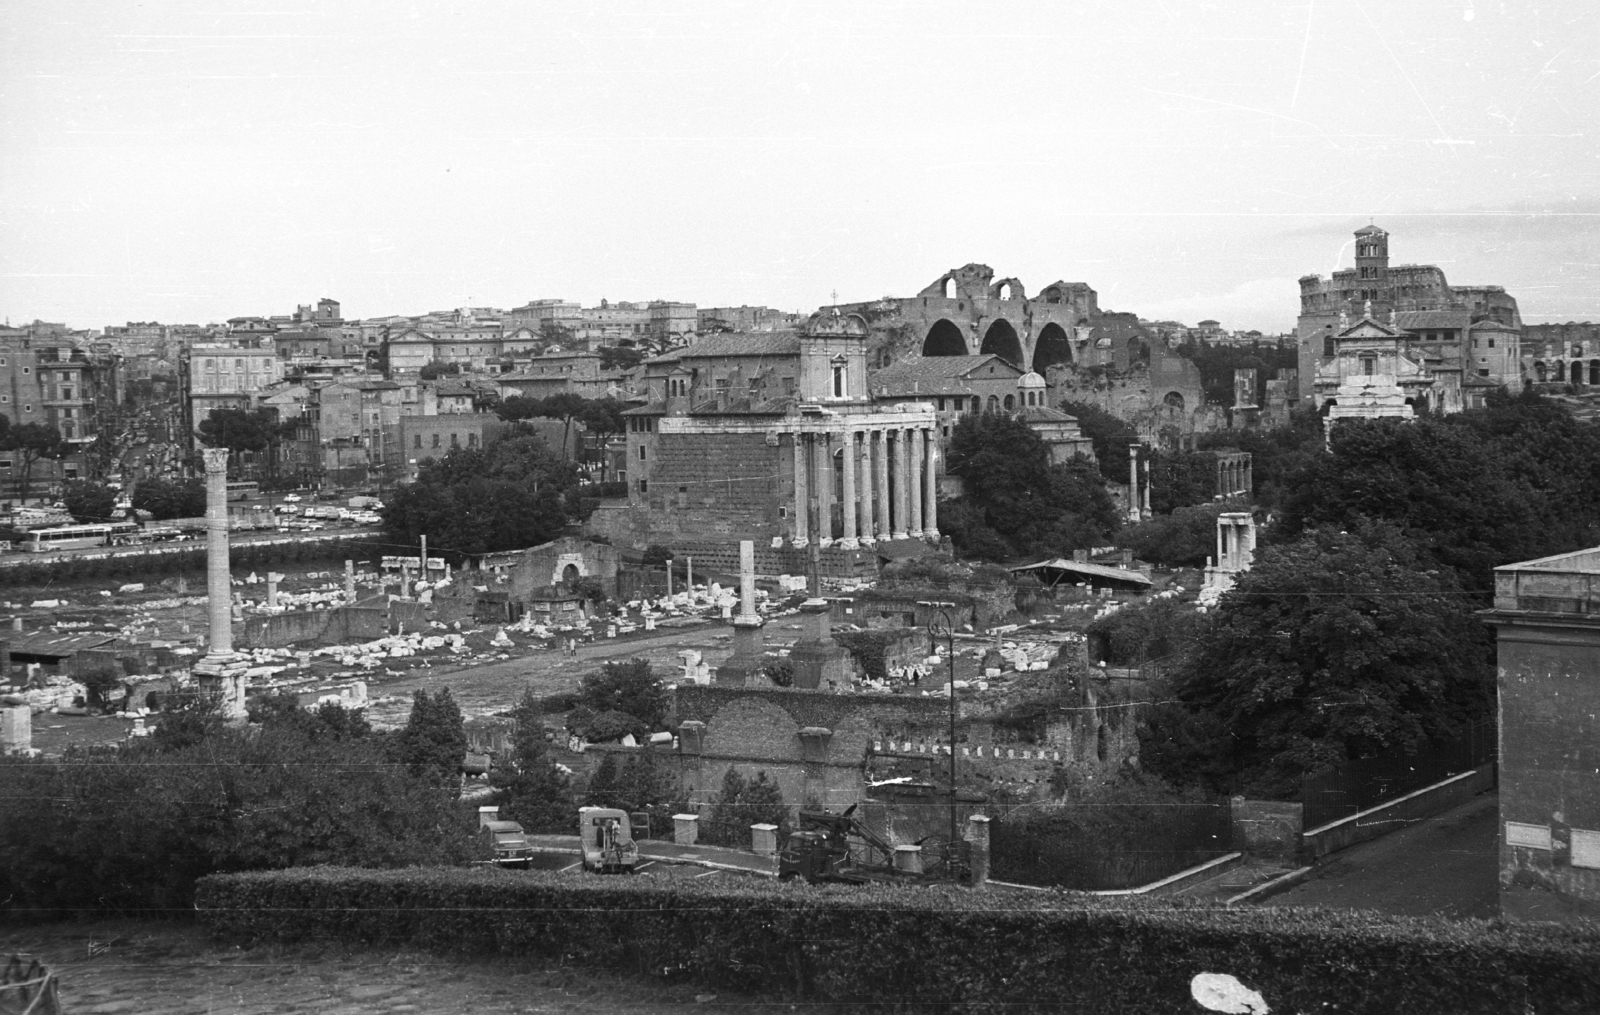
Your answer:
201;448;230;475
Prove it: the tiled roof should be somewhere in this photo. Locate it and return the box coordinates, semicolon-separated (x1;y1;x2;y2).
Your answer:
1015;405;1078;424
1396;310;1470;331
688;394;797;416
622;401;666;416
674;332;801;359
872;355;1014;389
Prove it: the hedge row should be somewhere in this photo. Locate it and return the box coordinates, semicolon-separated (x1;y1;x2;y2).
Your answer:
195;867;1600;1014
0;535;382;587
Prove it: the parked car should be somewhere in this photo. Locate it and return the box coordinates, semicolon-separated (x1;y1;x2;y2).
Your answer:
282;494;302;503
482;820;533;868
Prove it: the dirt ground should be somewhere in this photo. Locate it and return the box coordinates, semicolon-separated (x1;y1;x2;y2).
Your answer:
0;919;797;1015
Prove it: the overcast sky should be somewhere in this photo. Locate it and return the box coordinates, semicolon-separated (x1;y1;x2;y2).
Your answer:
2;0;1595;334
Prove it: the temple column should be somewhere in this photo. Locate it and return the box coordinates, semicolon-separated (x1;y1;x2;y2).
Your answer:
791;431;809;547
814;432;834;547
874;429;890;540
922;428;940;541
840;429;859;548
909;428;925;537
1128;446;1141;523
892;429;910;539
858;430;876;545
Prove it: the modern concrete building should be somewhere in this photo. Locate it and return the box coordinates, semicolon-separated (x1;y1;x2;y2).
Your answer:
1480;546;1600;923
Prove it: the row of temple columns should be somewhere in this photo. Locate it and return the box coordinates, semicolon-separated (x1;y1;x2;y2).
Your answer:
789;427;938;548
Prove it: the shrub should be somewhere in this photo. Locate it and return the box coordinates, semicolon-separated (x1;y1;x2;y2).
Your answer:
700;768;789;848
195;867;1600;1013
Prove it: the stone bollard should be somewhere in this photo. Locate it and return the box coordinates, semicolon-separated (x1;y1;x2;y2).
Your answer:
751;823;779;856
344;559;356;601
673;813;700;847
965;814;991;887
1;704;30;754
893;844;924;874
265;572;282;609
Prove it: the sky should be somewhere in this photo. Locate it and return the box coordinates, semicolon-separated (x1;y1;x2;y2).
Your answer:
1;0;1596;334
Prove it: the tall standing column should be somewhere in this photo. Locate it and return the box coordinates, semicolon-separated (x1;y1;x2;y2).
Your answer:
858;430;876;545
873;429;891;540
1128;446;1141;523
922;428;940;540
203;448;233;656
908;428;925;538
815;432;833;547
1140;454;1152;518
892;429;910;540
840;430;859;548
791;431;809;547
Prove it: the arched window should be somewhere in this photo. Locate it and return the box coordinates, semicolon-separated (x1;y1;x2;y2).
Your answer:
1003;394;1015;410
987;395;999;413
971;396;981;413
942;277;956;299
1535;361;1547;382
1323;334;1336;357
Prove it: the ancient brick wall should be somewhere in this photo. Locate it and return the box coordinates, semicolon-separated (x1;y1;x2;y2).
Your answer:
645;431;783;541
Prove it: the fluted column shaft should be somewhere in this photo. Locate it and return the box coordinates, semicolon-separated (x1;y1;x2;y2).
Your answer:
909;428;925;537
791;431;809;546
923;429;940;539
859;430;876;544
874;429;890;539
840;429;858;547
892;429;910;539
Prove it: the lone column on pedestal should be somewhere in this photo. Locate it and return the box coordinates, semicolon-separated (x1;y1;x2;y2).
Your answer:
716;540;768;685
922;428;940;541
192;448;247;720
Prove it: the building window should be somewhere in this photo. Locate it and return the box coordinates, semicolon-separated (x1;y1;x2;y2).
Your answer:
414;434;422;448
832;363;845;398
1004;394;1015;410
23;405;30;413
638;445;647;461
21;367;28;375
1479;369;1490;377
1488;337;1495;348
432;434;441;448
1361;356;1375;376
1323;335;1335;357
468;433;478;447
637;479;648;494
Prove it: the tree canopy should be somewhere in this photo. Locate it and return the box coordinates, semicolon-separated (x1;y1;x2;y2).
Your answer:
492;688;573;833
1060;400;1140;482
1139;525;1494;798
131;477;207;520
567;659;668;742
380;434;586;555
943;412;1118;561
62;480;118;524
4;422;64;500
386;688;467;786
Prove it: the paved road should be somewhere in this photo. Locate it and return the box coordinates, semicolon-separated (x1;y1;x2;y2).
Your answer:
1260;791;1499;919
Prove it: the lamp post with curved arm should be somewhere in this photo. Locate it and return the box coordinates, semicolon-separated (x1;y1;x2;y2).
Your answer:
920;600;959;864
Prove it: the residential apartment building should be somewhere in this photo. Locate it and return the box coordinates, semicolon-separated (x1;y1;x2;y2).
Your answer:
180;343;284;445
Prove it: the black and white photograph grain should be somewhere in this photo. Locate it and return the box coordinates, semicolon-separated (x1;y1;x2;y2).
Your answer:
1;2;1598;1013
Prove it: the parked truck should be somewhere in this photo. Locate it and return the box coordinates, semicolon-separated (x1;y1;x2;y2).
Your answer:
578;806;639;874
778;805;967;885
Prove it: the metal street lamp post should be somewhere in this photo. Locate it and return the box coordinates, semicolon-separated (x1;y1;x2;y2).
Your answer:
920;600;960;870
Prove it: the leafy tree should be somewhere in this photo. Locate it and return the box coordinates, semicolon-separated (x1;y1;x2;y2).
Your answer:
247;690;371;741
131;477;207;520
0;722;482;917
380;435;585;555
1173;337;1298;408
5;422;64;502
419;361;462;380
1139;525;1494;798
584;753;622;807
387;688;467;786
494;689;573;832
1276;396;1600;592
1196;407;1323;511
702;768;789;848
944;412;1118;561
1061;400;1140;482
62;480;118;523
575;659;668;736
1148;450;1219;514
1120;502;1226;569
597;346;645;371
614;750;687;834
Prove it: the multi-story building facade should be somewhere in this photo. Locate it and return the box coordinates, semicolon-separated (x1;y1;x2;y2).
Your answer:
1522;322;1600;387
1297;225;1523;409
180;343;284;445
697;306;805;334
1481;546;1600;923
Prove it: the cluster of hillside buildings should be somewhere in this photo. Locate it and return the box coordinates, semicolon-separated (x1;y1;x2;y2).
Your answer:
1;224;1596;499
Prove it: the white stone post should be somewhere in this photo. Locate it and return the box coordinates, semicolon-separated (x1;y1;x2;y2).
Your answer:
265;572;281;609
922;429;940;541
840;430;858;548
673;813;700;846
738;540;757;620
345;559;356;601
791;432;809;547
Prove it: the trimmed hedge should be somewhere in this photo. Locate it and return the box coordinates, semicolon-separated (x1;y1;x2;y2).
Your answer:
195;867;1600;1014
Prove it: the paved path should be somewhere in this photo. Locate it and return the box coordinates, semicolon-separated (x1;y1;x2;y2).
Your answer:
524;834;778;877
1258;791;1499;919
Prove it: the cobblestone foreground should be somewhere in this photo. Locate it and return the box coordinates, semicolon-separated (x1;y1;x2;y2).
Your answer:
0;920;788;1015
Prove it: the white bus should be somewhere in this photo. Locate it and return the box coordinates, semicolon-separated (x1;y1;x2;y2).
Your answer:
19;524;114;552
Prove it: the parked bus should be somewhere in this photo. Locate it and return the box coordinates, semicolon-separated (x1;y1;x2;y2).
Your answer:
19;524;114;552
226;481;260;501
